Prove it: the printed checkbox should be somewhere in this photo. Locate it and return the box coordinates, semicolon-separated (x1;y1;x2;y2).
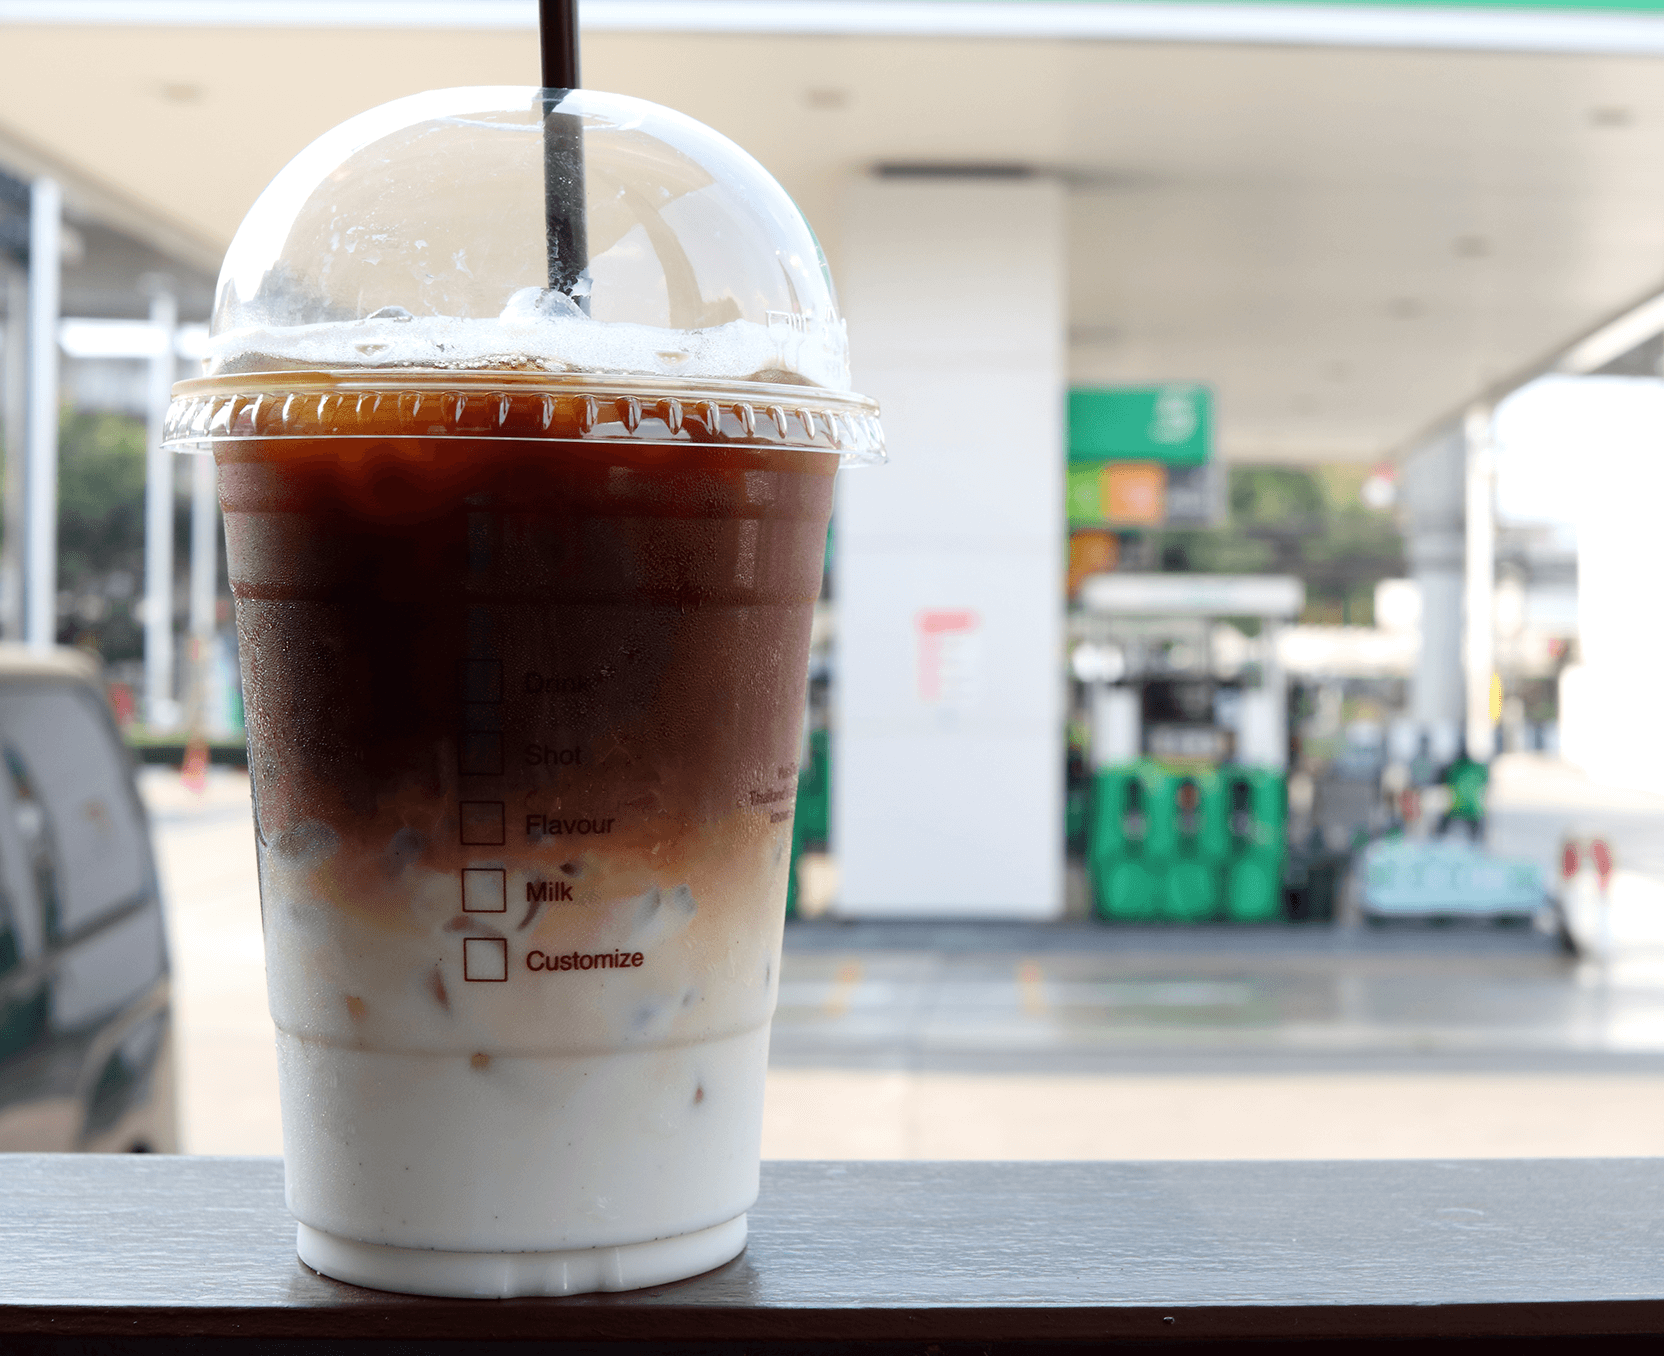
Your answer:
459;731;503;776
460;659;503;703
462;867;506;913
459;801;505;845
462;702;503;732
463;937;508;983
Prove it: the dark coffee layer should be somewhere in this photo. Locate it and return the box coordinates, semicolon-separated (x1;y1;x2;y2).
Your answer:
217;425;834;907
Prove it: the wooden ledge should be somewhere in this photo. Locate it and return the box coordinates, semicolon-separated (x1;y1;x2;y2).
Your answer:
0;1155;1661;1349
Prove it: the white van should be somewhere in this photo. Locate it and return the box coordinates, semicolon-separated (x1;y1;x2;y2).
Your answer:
0;646;175;1152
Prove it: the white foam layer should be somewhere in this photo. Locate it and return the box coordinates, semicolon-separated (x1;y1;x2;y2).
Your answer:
209;288;849;389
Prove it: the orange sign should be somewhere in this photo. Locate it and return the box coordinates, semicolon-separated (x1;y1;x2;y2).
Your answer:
1103;463;1166;525
1067;531;1118;595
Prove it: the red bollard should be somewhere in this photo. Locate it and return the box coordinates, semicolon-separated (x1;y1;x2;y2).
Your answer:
1591;838;1614;894
180;737;209;795
1561;840;1581;882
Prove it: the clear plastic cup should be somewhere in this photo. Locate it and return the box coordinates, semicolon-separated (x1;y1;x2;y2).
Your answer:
165;87;881;1298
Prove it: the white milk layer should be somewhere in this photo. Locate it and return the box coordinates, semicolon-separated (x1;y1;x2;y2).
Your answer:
278;1026;768;1252
209;287;850;389
258;821;787;1254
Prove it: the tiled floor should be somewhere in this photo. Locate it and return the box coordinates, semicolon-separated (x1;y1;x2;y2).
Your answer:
143;766;275;1155
770;925;1661;1074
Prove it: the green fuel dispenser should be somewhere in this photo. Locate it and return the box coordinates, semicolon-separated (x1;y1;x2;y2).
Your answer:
1195;771;1231;863
785;727;830;919
1090;766;1159;920
1159;774;1221;922
1221;768;1286;922
1091;761;1288;924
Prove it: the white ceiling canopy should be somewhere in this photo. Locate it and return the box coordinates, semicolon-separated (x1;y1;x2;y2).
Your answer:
6;1;1664;462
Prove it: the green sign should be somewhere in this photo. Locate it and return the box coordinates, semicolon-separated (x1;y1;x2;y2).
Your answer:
1249;0;1664;9
1069;386;1212;466
1034;0;1664;11
1067;465;1106;523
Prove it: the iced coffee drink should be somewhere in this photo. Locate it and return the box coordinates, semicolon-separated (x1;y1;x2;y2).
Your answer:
166;87;881;1297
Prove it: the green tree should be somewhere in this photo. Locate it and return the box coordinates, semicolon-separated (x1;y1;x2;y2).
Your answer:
1152;465;1403;624
0;408;203;662
57;410;146;586
56;408;149;659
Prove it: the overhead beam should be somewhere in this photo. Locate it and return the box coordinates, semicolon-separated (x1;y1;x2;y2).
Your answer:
1556;291;1664;376
0;122;225;275
13;0;1664;56
1396;276;1664;463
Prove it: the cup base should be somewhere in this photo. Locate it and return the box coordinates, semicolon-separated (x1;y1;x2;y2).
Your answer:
296;1214;747;1298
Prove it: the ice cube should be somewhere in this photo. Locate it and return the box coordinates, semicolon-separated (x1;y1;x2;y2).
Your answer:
630;883;697;949
501;286;586;322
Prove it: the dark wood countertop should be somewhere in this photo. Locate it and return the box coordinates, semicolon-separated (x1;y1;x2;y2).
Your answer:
1;1154;1661;1349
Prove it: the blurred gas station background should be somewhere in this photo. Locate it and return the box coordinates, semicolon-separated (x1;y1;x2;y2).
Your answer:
11;0;1664;1156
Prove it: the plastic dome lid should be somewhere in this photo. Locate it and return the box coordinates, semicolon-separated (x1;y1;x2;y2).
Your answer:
166;87;882;462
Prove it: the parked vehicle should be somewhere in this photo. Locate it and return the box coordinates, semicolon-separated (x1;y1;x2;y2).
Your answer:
0;646;175;1151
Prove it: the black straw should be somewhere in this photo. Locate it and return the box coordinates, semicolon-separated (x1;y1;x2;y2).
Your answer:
539;0;587;296
540;0;580;89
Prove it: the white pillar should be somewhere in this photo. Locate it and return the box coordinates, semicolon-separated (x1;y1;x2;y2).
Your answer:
1;265;24;640
1463;405;1496;761
24;178;60;651
1542;377;1664;789
189;456;215;643
144;289;177;728
833;175;1066;919
1238;625;1289;769
186;449;217;732
1090;686;1138;769
1401;423;1465;757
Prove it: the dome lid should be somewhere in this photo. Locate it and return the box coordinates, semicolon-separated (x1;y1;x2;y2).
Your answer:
206;86;857;395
